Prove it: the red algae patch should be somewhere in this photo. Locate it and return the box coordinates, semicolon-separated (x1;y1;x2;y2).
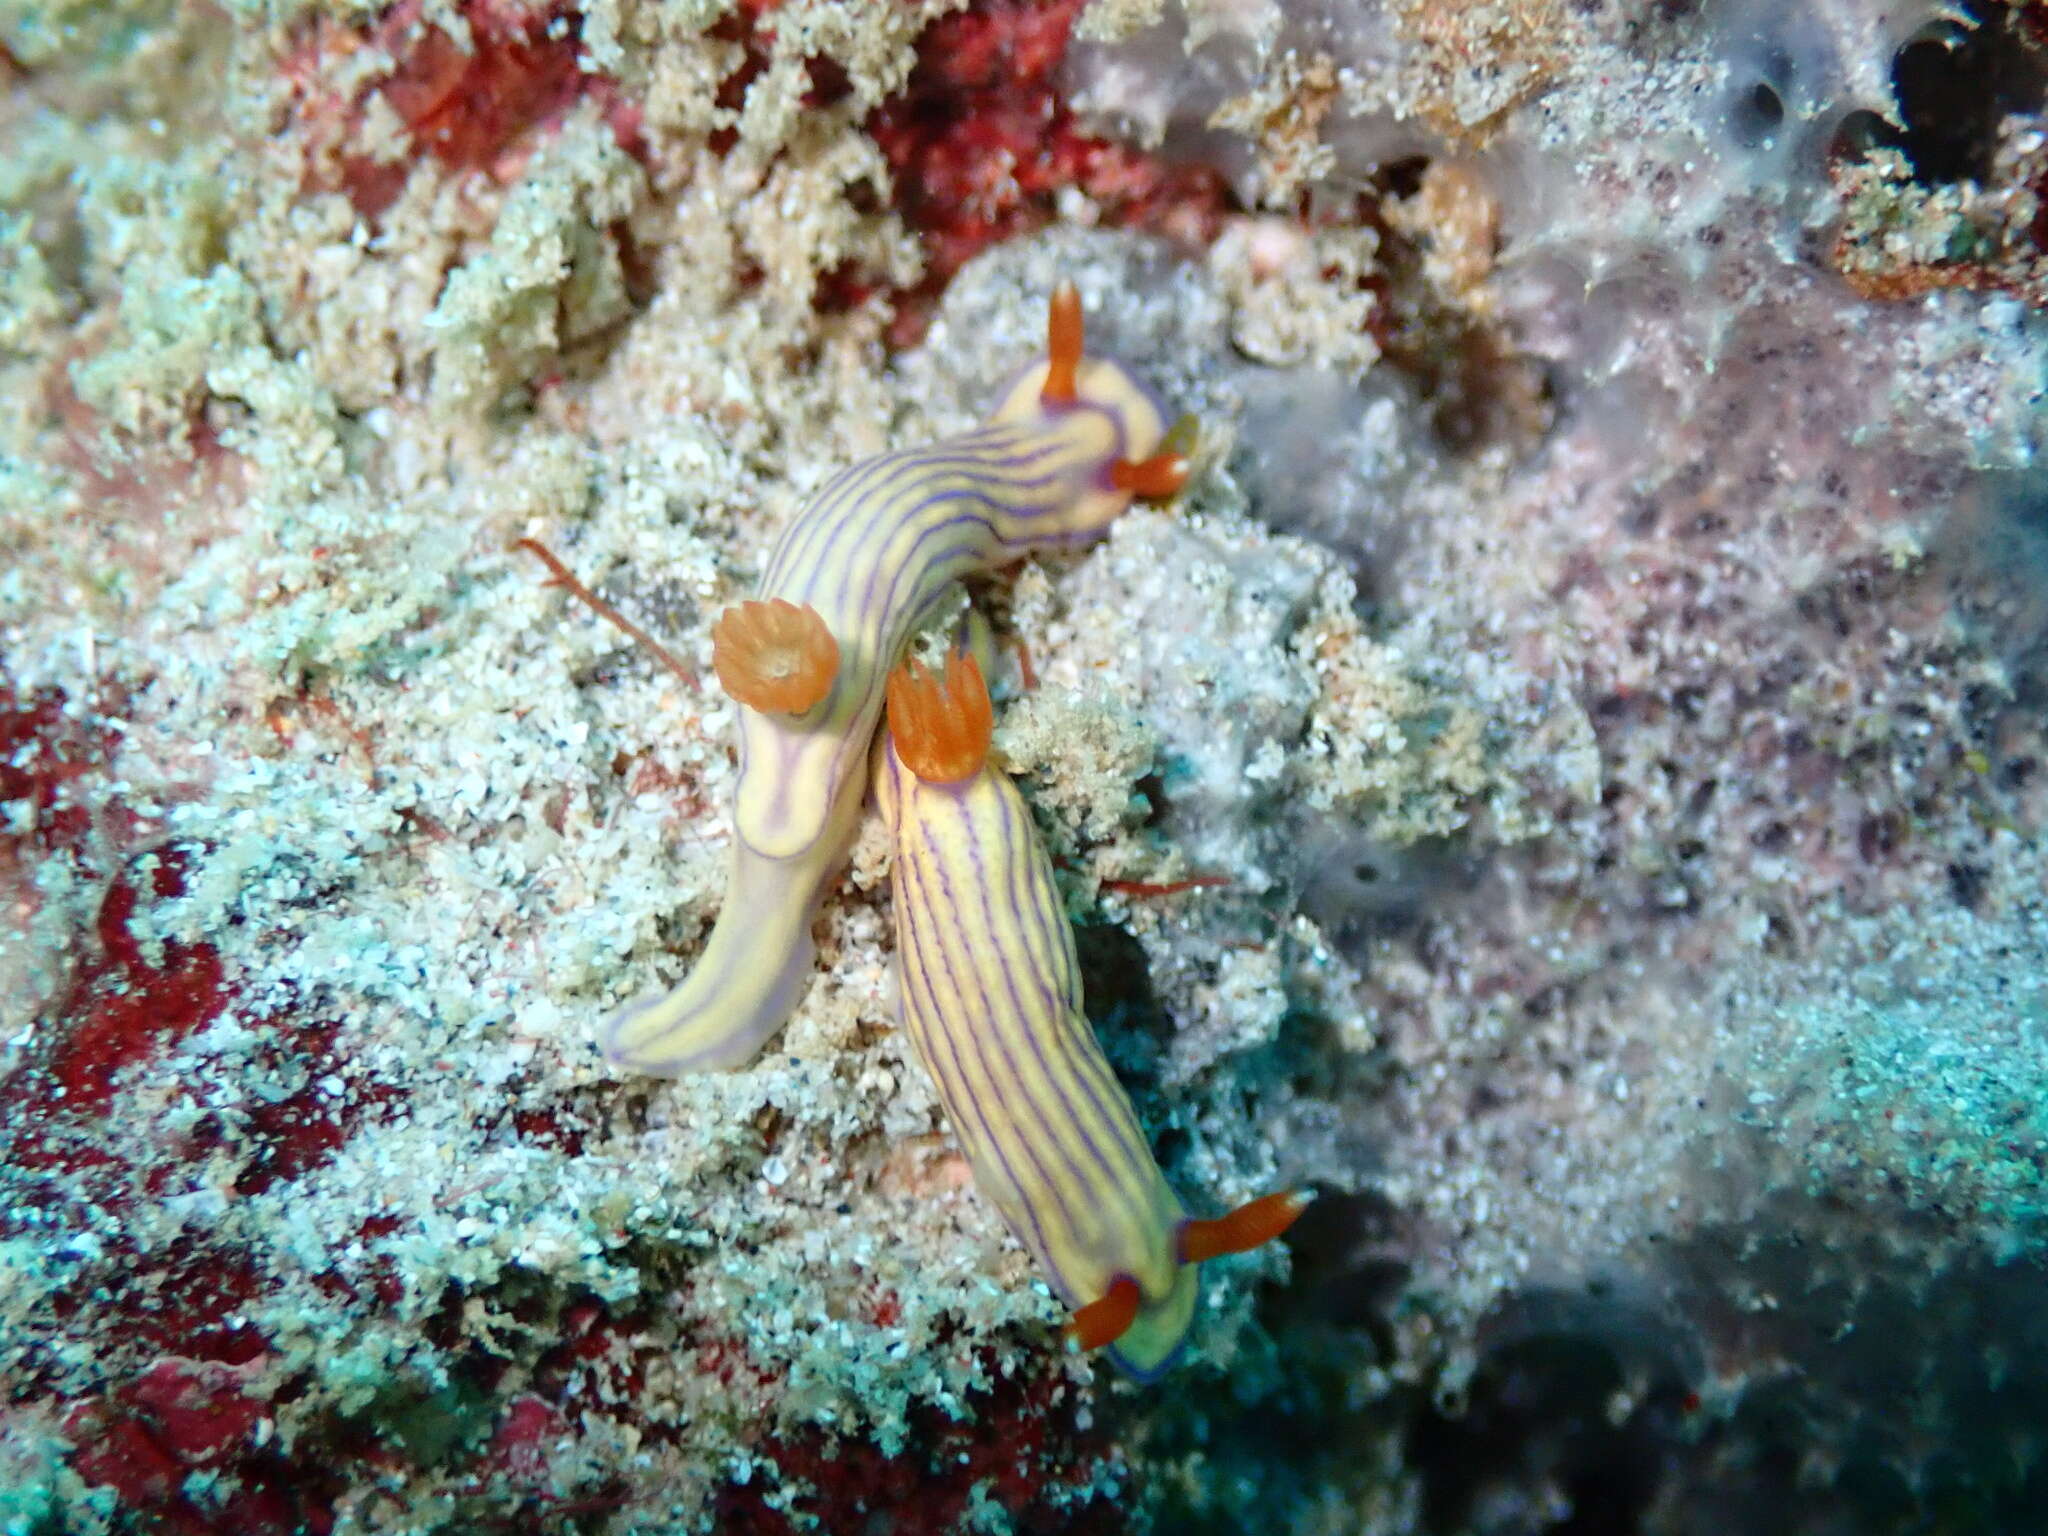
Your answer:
862;0;1232;339
42;854;227;1112
0;685;226;1118
693;0;1233;336
714;1354;1122;1536
0;685;108;871
64;1364;343;1536
283;0;644;219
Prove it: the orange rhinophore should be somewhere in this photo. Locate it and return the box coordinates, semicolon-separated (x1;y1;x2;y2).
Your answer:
1040;279;1083;404
885;651;992;784
1179;1189;1314;1265
1110;450;1191;500
711;597;840;715
1057;1191;1311;1359
1065;1276;1142;1354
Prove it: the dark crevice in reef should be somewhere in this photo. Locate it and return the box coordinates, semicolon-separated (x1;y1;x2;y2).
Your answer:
1399;1200;2048;1536
1888;6;2046;184
1637;1203;2048;1536
1836;4;2048;185
1410;1293;1697;1536
1123;1172;2048;1535
1113;1190;1419;1536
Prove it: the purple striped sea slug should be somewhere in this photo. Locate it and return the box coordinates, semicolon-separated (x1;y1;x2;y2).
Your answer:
602;284;1188;1074
877;647;1308;1377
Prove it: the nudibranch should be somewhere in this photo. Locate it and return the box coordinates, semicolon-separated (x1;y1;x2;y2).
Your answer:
602;284;1189;1074
876;649;1308;1378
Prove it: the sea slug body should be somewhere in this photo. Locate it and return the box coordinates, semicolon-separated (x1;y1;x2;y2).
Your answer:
876;649;1308;1378
602;285;1189;1074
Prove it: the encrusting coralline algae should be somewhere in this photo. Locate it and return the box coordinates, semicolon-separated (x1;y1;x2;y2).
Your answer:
2;0;2046;1530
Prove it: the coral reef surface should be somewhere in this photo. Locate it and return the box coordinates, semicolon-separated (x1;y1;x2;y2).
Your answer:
2;0;2046;1531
